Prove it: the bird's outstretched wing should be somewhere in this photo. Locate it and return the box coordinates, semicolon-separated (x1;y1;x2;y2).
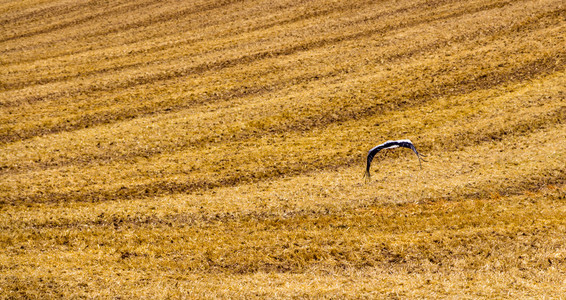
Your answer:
365;140;400;180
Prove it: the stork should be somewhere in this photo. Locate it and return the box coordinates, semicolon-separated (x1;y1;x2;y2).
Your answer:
364;139;426;181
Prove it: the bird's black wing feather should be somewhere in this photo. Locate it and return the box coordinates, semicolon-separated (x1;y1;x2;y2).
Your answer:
400;141;427;167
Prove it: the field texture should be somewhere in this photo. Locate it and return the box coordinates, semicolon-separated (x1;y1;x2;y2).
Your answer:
1;0;565;298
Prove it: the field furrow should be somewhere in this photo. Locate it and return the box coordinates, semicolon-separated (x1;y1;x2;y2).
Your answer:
1;6;563;146
2;69;564;204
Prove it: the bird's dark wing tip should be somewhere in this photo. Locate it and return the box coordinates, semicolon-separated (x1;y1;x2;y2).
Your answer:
363;170;371;182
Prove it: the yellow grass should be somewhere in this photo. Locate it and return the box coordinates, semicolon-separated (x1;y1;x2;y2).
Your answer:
1;0;565;298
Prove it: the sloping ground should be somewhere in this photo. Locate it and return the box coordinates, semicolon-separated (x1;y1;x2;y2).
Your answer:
1;0;565;298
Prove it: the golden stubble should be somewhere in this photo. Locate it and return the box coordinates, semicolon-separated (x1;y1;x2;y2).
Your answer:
1;0;565;298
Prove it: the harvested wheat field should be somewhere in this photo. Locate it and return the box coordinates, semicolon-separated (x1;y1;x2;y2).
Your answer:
1;0;565;298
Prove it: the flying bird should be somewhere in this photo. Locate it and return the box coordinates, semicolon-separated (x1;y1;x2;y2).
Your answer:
364;139;426;180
